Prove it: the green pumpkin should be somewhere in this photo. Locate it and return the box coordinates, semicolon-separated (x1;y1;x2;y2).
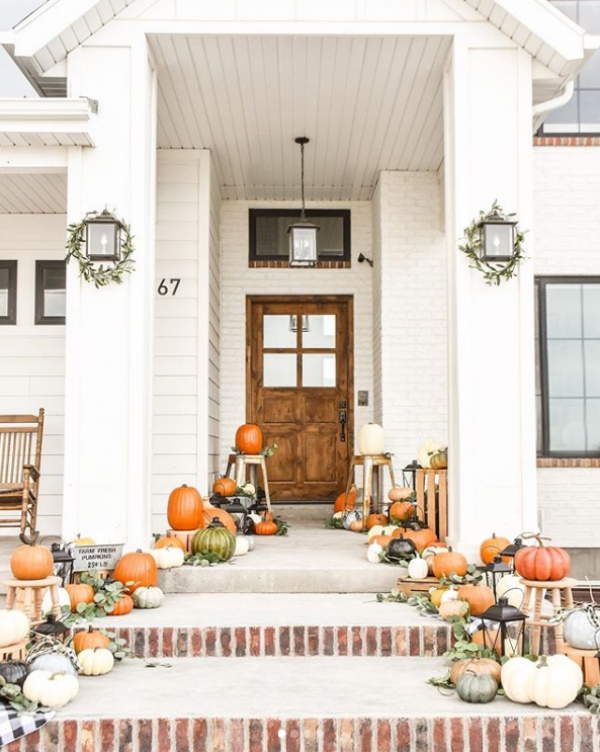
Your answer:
456;671;498;704
192;518;235;561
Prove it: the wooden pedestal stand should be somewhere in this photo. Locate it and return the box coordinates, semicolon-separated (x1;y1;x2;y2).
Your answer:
4;575;62;624
519;577;577;655
559;644;600;686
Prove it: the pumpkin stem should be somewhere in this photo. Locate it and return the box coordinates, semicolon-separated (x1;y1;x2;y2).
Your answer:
537;655;549;669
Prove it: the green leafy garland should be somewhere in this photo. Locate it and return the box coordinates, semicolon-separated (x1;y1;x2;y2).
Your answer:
65;209;135;289
459;201;526;286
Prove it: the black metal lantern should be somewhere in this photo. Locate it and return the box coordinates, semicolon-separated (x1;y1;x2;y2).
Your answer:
51;542;75;586
478;597;527;658
85;214;121;261
34;614;70;643
402;460;421;492
499;536;526;574
478;210;517;262
484;555;513;601
288;137;318;267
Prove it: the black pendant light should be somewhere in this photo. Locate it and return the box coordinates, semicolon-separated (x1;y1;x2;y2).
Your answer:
288;137;319;267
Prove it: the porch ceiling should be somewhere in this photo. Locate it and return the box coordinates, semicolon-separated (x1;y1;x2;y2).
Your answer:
151;35;451;201
0;173;66;213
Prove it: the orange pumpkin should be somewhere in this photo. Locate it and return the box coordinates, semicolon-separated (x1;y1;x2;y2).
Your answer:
429;587;448;608
213;477;237;497
65;583;95;611
514;537;571;581
439;600;470;621
472;628;502;656
403;527;437;552
167;484;203;530
457;584;495;617
334;485;358;513
108;594;134;616
387;486;413;503
10;544;53;581
432;548;468;579
154;535;186;552
366;514;388;530
255;517;278;536
113;550;158;593
235;424;263;454
479;533;511;565
350;519;364;533
370;535;393;549
200;507;237;535
388;501;414;523
73;627;111;653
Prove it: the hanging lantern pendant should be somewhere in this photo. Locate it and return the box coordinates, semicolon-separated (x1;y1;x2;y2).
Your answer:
288;137;319;267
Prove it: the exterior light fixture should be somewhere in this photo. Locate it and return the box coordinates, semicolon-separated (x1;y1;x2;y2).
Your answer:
288;137;318;267
499;537;526;574
478;597;527;658
478;210;517;262
85;213;122;261
484;555;513;601
289;315;309;333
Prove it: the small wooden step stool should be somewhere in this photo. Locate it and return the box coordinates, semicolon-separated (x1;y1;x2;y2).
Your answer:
233;454;272;513
519;577;577;655
559;644;600;686
343;455;397;522
4;575;62;624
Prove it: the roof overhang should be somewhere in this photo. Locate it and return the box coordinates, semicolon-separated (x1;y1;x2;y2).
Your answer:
0;98;96;147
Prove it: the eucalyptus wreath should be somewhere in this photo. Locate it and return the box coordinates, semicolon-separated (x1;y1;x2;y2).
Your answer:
459;201;526;286
65;209;135;288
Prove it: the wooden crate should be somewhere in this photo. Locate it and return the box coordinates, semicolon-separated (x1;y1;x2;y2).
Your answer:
559;644;600;686
166;529;197;553
415;468;448;541
396;576;438;598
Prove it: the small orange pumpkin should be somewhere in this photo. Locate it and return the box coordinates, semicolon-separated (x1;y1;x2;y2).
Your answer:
154;535;186;552
388;501;413;523
366;514;388;530
439;600;470;621
213;477;237;497
10;544;53;581
235;424;263;454
429;587;448;608
113;550;158;593
73;626;111;653
387;486;413;503
432;548;468;579
472;628;502;656
65;583;95;611
108;594;134;616
350;519;364;533
200;506;237;535
479;533;511;565
457;584;495;617
255;516;278;536
334;485;358;513
167;484;203;530
370;535;393;549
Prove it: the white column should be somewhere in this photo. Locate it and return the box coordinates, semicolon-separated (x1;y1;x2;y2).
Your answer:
62;36;157;546
443;39;538;560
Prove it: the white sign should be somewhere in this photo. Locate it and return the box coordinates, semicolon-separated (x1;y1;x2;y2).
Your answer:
72;544;124;572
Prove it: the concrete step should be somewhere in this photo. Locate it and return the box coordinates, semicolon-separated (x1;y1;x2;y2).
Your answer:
12;656;593;751
96;594;452;659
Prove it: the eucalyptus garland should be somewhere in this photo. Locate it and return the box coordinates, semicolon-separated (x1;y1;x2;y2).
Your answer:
65;209;135;288
459;201;526;286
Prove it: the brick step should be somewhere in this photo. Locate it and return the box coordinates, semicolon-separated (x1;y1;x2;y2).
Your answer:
8;657;591;752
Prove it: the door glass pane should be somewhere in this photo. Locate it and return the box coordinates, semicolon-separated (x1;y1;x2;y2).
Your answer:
585;341;600;397
263;354;297;387
586;399;600;452
547;340;584;396
263;315;297;348
583;285;600;337
303;315;336;348
546;284;582;338
303;353;336;387
549;398;585;451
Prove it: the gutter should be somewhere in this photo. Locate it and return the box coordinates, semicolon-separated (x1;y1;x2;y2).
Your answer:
532;80;575;121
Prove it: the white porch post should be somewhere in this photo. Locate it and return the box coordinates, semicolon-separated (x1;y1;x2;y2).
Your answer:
443;39;538;560
62;36;157;546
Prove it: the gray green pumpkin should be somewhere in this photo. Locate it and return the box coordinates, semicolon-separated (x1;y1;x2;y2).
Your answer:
192;518;236;561
456;671;498;704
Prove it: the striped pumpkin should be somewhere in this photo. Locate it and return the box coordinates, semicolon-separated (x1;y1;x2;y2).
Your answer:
191;518;236;562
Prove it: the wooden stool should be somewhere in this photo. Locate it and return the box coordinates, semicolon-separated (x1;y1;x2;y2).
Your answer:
4;575;62;624
233;455;272;513
343;455;397;523
166;529;197;553
559;644;600;686
225;454;237;479
519;577;577;655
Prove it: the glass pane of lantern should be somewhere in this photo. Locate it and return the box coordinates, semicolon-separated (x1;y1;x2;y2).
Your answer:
483;223;513;258
302;353;336;387
290;227;317;264
303;315;336;348
263;315;297;348
263;354;297;387
87;222;118;258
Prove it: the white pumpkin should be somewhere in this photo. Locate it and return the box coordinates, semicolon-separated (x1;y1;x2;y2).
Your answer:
133;586;164;609
332;511;344;520
234;536;250;557
501;657;538;704
367;525;385;542
563;608;600;650
0;609;30;648
422;545;448;574
358;424;385;456
367;543;383;564
23;670;79;709
246;536;255;552
440;587;459;603
150;546;184;570
501;655;583;709
408;558;428;579
78;648;114;676
343;511;362;530
42;587;71;617
383;525;400;537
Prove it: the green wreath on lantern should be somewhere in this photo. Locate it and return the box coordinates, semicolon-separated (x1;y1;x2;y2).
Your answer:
459;201;526;286
65;209;135;289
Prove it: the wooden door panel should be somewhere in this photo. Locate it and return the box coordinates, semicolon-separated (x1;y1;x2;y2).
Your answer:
304;394;337;423
262;431;297;483
304;433;337;483
263;395;297;424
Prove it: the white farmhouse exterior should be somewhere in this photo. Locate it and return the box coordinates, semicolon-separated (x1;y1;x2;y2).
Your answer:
0;0;598;562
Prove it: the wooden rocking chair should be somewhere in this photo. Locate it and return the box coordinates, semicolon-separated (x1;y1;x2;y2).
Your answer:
0;410;45;544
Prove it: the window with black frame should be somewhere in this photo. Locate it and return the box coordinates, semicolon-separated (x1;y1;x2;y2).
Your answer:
0;261;17;326
536;278;600;456
35;260;66;325
249;209;350;263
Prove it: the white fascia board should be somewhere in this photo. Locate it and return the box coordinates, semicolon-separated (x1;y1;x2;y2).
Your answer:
0;146;68;172
0;98;94;123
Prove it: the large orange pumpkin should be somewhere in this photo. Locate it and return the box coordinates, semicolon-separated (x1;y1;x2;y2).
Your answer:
200;506;237;535
403;527;437;552
334;485;358;513
113;551;158;593
167;484;203;530
235;424;263;454
388;501;414;523
366;514;388;530
108;594;134;616
10;544;53;580
514;538;571;581
73;627;111;653
457;584;495;616
480;533;511;565
213;477;237;497
432;549;468;579
65;583;95;611
154;534;186;552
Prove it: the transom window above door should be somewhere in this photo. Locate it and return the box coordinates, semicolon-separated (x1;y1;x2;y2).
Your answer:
262;314;337;388
249;209;351;267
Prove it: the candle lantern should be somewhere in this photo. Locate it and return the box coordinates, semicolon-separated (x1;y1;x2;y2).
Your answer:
34;614;70;643
498;537;526;574
478;597;527;658
484;555;513;601
402;460;421;492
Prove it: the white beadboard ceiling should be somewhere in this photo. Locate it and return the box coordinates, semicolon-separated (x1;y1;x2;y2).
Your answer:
151;35;451;201
0;173;66;213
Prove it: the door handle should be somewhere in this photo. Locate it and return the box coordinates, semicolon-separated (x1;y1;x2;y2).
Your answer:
339;410;347;442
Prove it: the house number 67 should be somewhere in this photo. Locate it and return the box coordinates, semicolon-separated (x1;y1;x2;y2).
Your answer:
157;278;181;296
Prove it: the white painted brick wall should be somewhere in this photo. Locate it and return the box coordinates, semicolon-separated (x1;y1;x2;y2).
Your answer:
533;146;600;547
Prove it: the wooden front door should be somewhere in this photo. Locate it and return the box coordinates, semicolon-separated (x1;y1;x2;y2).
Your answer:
247;296;353;501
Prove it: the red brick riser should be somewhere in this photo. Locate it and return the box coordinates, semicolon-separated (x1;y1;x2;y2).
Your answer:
104;623;453;658
6;714;596;752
